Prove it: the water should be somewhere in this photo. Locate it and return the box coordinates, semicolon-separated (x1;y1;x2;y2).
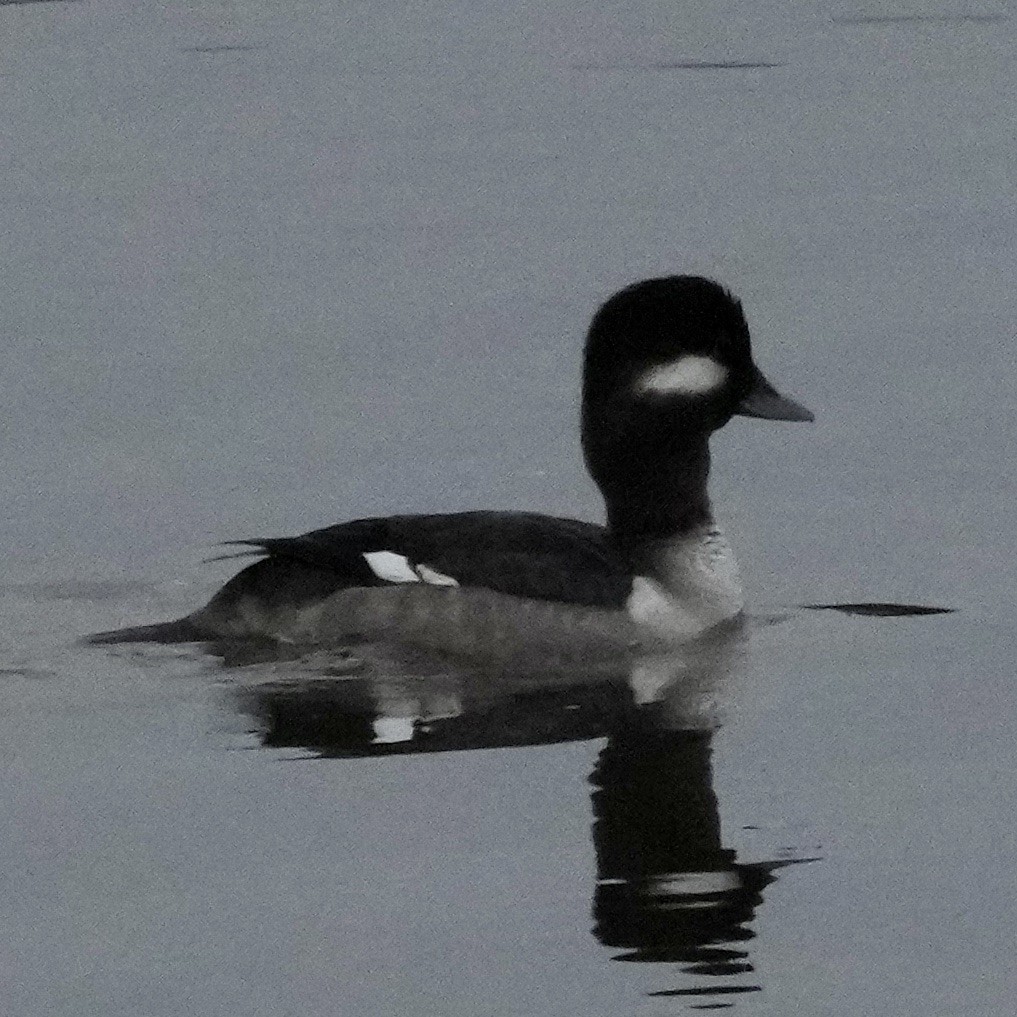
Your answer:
2;0;1015;1013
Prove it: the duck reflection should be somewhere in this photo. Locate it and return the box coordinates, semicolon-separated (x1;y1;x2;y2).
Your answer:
591;727;806;1006
223;625;812;1007
228;643;639;756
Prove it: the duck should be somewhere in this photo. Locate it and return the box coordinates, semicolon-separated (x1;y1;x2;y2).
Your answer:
87;275;813;655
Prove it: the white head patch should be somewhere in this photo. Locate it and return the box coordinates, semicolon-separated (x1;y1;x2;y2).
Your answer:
636;355;727;397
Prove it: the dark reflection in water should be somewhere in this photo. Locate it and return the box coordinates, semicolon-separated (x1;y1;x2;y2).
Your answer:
224;634;651;755
223;625;812;1008
239;669;634;756
591;725;813;1003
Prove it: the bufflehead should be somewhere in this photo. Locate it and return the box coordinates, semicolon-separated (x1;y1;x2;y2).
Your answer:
88;276;812;652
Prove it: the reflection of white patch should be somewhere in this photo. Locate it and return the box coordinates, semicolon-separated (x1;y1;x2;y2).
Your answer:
629;658;688;705
363;551;419;583
649;871;741;896
372;716;415;744
637;355;727;396
363;551;460;587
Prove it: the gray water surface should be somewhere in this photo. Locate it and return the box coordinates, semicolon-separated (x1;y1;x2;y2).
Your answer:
2;0;1015;1014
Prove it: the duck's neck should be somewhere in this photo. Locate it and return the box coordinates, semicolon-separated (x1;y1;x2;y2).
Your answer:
592;436;744;635
601;438;714;559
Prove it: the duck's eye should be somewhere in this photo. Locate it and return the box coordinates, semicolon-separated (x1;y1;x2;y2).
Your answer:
634;355;727;396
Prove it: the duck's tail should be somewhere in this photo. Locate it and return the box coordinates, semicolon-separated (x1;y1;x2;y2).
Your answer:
83;617;203;645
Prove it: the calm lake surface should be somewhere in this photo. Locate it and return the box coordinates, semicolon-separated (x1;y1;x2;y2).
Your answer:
2;1;1015;1014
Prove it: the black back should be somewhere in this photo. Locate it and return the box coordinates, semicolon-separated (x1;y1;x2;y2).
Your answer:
217;511;632;610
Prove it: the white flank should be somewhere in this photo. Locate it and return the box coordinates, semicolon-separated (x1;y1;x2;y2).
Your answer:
363;551;420;583
636;355;727;396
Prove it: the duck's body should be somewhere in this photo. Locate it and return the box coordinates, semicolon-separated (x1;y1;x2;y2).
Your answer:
87;276;812;653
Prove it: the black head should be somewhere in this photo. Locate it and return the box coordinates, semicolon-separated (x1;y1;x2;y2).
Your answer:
582;276;812;431
580;276;812;535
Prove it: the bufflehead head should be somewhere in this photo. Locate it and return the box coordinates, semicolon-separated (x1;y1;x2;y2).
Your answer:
582;275;812;434
581;276;812;540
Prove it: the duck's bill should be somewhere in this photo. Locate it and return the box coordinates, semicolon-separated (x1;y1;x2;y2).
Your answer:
736;366;814;422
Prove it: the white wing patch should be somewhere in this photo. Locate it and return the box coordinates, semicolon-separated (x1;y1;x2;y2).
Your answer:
416;563;460;586
362;551;460;587
636;355;727;396
363;551;419;583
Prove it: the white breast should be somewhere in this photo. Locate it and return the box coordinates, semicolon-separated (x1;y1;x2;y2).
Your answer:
625;528;744;638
